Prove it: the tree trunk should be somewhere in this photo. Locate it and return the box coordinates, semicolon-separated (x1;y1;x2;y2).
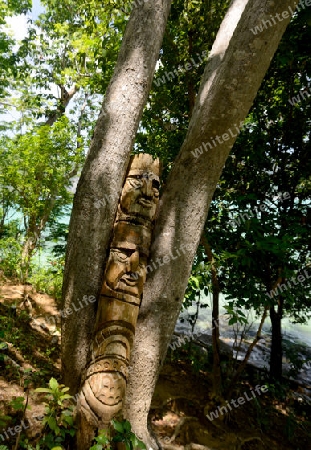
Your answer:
201;235;222;397
20;216;40;281
45;85;78;126
61;0;173;395
211;282;221;396
269;301;283;380
226;306;268;398
123;0;296;445
61;0;296;445
20;199;58;281
20;235;36;281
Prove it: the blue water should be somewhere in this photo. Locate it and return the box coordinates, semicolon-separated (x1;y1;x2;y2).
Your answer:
177;293;311;349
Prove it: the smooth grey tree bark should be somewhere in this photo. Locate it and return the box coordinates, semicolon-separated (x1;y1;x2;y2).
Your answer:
61;0;172;394
62;0;297;446
123;0;297;446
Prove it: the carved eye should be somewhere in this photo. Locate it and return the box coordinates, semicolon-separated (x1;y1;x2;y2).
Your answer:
152;180;160;190
112;249;131;261
128;176;143;188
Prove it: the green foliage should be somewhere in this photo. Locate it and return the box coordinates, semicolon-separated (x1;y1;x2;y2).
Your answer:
0;116;84;276
196;4;311;383
90;420;146;450
253;397;271;432
284;340;311;378
9;395;26;411
224;304;248;326
285;411;297;441
2;117;83;215
34;378;76;449
0;411;12;429
28;258;64;303
0;237;22;278
136;0;231;174
264;381;288;402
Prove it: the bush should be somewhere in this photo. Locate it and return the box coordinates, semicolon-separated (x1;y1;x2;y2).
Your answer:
0;237;22;279
28;259;64;303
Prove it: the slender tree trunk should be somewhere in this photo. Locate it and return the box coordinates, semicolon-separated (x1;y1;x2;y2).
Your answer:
201;235;222;397
20;216;40;281
45;85;78;126
269;300;283;380
212;292;221;395
61;0;173;395
20;198;58;281
20;236;36;281
226;306;268;398
124;1;296;445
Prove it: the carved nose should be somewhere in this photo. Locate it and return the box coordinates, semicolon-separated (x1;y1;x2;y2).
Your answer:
142;179;153;197
128;250;139;271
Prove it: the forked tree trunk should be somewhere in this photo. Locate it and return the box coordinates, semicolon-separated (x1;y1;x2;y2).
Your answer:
123;1;296;445
61;0;297;446
61;0;172;395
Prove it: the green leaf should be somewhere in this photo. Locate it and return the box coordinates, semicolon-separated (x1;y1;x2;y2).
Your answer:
49;377;59;391
47;416;58;432
228;317;237;326
62;413;73;422
112;419;124;433
61;387;70;393
136;440;146;449
35;388;52;393
59;394;72;401
123;420;131;432
9;396;25;411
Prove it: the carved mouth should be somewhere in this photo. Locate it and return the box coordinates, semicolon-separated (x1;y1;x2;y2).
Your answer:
120;274;139;286
138;198;153;208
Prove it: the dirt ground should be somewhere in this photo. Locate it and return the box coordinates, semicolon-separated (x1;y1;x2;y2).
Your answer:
1;282;311;450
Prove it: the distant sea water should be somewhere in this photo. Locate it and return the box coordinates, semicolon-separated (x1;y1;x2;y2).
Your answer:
176;293;311;350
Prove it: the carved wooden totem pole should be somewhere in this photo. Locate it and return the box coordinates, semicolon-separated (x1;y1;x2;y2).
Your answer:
77;154;160;447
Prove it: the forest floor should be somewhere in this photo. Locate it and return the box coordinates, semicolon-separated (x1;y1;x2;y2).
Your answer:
1;281;311;450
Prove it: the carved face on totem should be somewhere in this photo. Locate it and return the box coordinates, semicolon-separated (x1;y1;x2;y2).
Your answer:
118;155;160;221
101;221;150;302
79;155;161;432
103;243;147;299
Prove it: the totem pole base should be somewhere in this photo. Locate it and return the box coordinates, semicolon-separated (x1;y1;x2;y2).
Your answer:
75;155;160;449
